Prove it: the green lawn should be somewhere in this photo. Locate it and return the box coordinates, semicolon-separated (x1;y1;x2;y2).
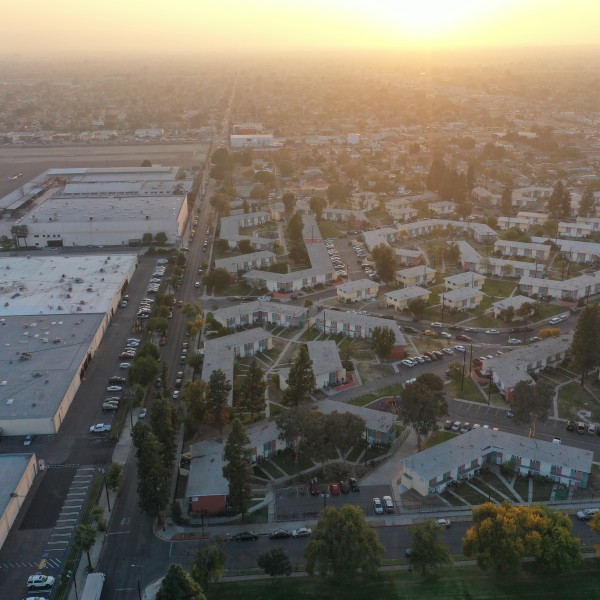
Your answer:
422;431;457;449
513;477;530;502
209;563;600;599
557;381;599;420
269;450;315;476
482;279;517;298
448;378;487;404
348;383;404;407
452;482;492;505
477;470;523;503
531;478;555;502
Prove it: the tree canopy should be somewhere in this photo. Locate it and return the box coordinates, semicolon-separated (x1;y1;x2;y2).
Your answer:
222;419;254;518
257;547;292;579
238;359;266;422
156;563;205;600
191;541;226;591
305;505;385;581
282;345;315;407
206;369;232;434
371;243;397;284
409;521;453;575
570;305;600;385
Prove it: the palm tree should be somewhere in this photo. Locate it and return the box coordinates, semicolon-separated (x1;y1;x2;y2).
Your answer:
74;524;97;571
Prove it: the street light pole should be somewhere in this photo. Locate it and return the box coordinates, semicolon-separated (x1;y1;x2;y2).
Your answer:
131;564;145;600
68;569;79;600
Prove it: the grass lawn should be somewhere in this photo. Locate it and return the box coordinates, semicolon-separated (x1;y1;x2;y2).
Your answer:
348;383;405;407
482;278;517;298
255;461;283;480
453;482;491;505
531;478;554;502
270;451;314;476
513;477;530;502
536;303;569;319
477;471;523;503
422;431;457;449
440;490;469;507
557;381;599;420
211;563;600;600
448;378;487;403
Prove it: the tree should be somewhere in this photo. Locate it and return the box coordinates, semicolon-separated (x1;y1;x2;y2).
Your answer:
154;231;167;245
282;345;315;407
203;268;233;295
371;326;396;361
408;298;427;319
186;352;204;381
326;182;347;205
400;375;448;449
286;212;304;243
128;355;161;386
548;180;565;220
409;521;452;576
281;192;295;216
538;327;561;339
278;160;294;178
589;511;600;554
238;239;252;253
222;419;254;518
238;359;266;422
305;505;385;581
156;563;205;600
500;185;513;215
150;397;179;471
305;412;365;465
132;421;170;518
426;155;445;192
309;197;327;221
206;369;232;434
276;406;318;463
561;187;572;219
257;547;292;579
579;187;595;218
510;380;552;438
74;524;97;571
105;462;124;491
445;361;463;382
191;541;227;591
371;243;397;284
182;380;208;435
141;159;152;167
570;304;600;385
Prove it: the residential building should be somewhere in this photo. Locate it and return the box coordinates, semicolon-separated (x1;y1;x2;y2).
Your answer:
519;274;600;301
472;186;501;207
336;279;381;303
322;207;367;227
498;216;530;232
429;201;455;216
440;287;484;311
307;341;346;389
482;333;572;400
214;251;277;276
494;240;551;261
230;133;274;148
362;227;398;252
395;266;436;288
394;247;423;267
219;211;272;250
212;300;307;329
444;272;485;290
385;286;431;311
399;427;592;497
314;309;406;359
458;241;544;278
389;206;418;222
186;440;229;516
548;239;600;264
492;295;538;320
558;221;594;239
517;211;548;226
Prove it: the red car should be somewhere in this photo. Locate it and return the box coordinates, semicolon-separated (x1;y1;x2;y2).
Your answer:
119;352;135;360
330;483;340;496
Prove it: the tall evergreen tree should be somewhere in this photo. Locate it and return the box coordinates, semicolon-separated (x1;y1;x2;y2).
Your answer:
222;419;254;518
281;192;296;216
371;243;397;284
465;162;476;193
286;212;304;243
548;180;565;219
156;564;205;600
206;369;232;434
501;185;513;216
371;326;396;361
561;187;572;219
570;305;600;386
238;359;266;422
579;187;595;217
426;156;446;192
150;397;179;472
282;345;315;406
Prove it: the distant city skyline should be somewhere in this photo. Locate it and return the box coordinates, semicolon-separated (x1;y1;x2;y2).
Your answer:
1;0;600;57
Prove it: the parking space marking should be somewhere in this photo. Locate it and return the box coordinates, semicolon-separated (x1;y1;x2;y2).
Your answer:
47;541;69;546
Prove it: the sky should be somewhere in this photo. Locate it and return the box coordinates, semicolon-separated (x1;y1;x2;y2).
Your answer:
1;0;599;57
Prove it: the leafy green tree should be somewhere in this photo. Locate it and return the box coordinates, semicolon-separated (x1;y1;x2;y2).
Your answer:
371;243;397;284
445;362;463;382
105;462;124;492
309;197;327;221
238;239;252;253
204;268;233;294
500;185;513;215
282;345;315;407
74;524;97;570
156;563;205;600
305;412;365;465
150;397;179;471
588;511;600;554
426;155;446;192
191;541;227;590
276;406;319;463
147;316;169;337
222;419;254;518
141;159;152;167
286;212;304;243
579;187;595;218
407;298;427;319
182;380;208;436
142;232;154;245
155;231;167;245
257;547;292;578
371;326;396;361
281;192;296;216
206;369;232;434
128;355;160;386
305;505;385;581
400;376;448;450
409;521;453;576
548;180;565;220
326;182;347;205
136;341;161;361
570;304;600;385
186;352;204;381
238;359;266;422
132;422;170;518
561;187;572;219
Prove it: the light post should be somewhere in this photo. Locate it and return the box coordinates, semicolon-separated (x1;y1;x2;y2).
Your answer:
131;564;145;600
67;569;79;600
99;468;111;512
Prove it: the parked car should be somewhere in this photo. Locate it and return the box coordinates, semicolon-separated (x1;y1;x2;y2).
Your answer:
119;362;130;370
292;527;312;538
456;335;473;342
444;420;453;431
27;575;56;590
23;435;33;446
485;329;500;335
382;495;394;513
434;518;451;528
454;345;466;352
102;402;119;411
90;423;112;433
138;408;147;419
461;422;470;433
106;386;123;392
349;477;360;492
507;338;522;345
566;420;576;431
431;322;443;328
172;390;180;400
340;480;350;494
372;497;384;515
442;347;454;355
440;332;452;339
108;376;127;384
577;508;599;521
401;359;415;367
330;483;341;495
451;421;461;432
269;528;291;539
232;531;258;541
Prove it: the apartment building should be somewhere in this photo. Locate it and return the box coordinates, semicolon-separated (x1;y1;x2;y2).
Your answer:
395;266;436;288
336;279;381;303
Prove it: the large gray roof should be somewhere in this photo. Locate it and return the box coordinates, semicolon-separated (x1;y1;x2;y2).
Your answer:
0;454;35;515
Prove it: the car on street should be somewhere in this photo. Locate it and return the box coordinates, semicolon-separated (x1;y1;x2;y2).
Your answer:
549;316;567;325
423;330;435;336
566;420;576;431
454;345;466;352
373;497;384;514
330;483;340;495
119;362;130;369
172;390;180;400
292;527;312;537
89;423;112;433
102;402;119;411
507;338;522;345
444;420;453;430
27;575;56;590
434;518;451;528
106;386;123;392
451;421;461;432
442;347;454;355
340;480;350;494
486;329;500;335
456;335;473;342
118;352;135;360
576;508;599;521
403;325;418;333
431;322;443;328
401;359;415;367
349;477;360;492
528;336;541;343
138;408;147;419
383;495;394;513
440;332;452;338
233;531;258;541
461;422;470;433
23;435;33;446
109;376;127;384
269;528;291;539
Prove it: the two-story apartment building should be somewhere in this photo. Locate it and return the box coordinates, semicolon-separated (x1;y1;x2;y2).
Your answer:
396;266;436;288
336;279;381;303
440;287;484;311
214;251;277;276
395;247;423;267
429;201;456;216
306;341;346;389
519;274;600;301
558;221;594;239
212;300;308;329
494;240;551;261
444;272;485;290
385;286;431;311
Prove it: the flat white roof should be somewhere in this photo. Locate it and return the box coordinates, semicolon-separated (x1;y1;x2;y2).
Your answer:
307;341;343;376
0;454;34;515
337;279;380;294
441;287;483;302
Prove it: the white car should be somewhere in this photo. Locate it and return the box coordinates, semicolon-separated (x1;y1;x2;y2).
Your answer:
89;423;112;433
507;338;522;345
382;495;394;513
431;322;443;328
454;345;466;352
434;518;451;528
106;386;123;392
440;332;452;339
138;408;147;419
373;497;384;514
27;574;56;589
291;527;312;537
442;348;454;355
119;362;130;369
173;390;180;400
485;329;500;335
401;359;415;367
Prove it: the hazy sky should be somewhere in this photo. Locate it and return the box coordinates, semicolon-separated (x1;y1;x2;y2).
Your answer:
2;0;599;57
